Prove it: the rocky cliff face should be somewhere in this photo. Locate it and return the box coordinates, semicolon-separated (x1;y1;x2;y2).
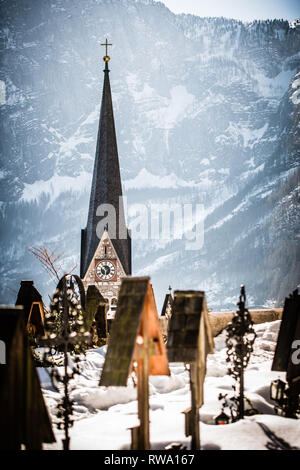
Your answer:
0;0;299;309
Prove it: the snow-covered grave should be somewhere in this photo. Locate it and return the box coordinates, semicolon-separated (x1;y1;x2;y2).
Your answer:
39;320;300;450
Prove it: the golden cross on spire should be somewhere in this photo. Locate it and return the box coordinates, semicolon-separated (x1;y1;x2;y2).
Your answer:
101;38;112;62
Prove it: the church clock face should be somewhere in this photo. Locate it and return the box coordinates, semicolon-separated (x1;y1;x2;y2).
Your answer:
96;260;116;281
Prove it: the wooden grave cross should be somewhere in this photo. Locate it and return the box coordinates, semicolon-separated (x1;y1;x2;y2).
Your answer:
100;277;170;450
0;306;55;449
167;290;214;450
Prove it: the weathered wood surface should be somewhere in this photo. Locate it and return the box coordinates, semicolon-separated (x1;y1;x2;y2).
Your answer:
0;306;55;449
166;290;214;450
100;277;170;451
100;277;149;387
272;291;299;376
208;308;283;337
100;277;170;387
167;291;205;363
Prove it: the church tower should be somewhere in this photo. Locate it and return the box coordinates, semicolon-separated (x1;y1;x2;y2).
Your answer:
80;40;131;320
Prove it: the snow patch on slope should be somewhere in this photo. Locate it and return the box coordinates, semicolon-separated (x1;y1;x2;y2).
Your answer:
290;72;300;105
152;85;195;130
254;68;295;99
21;171;91;206
124;168;198;190
126;73;195;130
216;122;268;148
134;251;179;275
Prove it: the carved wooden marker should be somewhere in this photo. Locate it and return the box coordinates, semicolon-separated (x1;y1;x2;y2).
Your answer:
167;291;214;450
272;289;300;417
0;306;55;449
100;277;170;450
15;280;45;338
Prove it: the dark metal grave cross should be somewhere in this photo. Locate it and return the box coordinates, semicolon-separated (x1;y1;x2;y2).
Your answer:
225;284;257;420
40;275;91;451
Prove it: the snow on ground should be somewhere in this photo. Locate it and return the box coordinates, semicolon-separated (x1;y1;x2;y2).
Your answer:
40;320;300;450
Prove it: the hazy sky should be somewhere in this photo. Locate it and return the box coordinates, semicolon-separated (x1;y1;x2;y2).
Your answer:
157;0;300;22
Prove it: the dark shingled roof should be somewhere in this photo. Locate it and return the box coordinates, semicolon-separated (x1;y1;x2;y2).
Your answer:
161;293;173;316
15;280;43;323
167;290;205;363
80;61;131;278
100;277;149;387
15;280;45;336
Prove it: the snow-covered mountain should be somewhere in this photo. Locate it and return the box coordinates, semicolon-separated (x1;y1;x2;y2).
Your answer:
0;0;299;309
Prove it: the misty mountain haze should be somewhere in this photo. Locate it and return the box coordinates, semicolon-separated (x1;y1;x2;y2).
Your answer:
0;0;299;310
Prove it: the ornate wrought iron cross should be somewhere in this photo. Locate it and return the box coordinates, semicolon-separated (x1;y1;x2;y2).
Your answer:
223;285;257;421
40;275;91;450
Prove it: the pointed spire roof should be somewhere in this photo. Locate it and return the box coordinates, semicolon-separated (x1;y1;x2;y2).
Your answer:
80;49;131;278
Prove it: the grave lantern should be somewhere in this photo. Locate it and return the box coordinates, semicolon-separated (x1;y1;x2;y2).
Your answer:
15;280;45;340
215;411;230;425
270;379;286;403
27;301;45;336
167;290;214;450
100;277;170;450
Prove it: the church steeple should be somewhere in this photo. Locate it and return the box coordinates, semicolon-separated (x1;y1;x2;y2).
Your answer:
80;43;131;279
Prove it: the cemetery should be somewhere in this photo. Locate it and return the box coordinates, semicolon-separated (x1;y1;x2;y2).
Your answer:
1;2;300;453
0;39;299;448
0;275;299;450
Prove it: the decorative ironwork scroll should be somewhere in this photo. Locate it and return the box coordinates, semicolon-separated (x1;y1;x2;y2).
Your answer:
223;285;257;421
40;274;91;450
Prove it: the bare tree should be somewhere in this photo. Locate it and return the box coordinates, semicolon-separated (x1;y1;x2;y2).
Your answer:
28;246;77;282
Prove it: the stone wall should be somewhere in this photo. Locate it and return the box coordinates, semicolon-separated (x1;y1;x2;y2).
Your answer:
160;309;283;339
208;309;283;337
